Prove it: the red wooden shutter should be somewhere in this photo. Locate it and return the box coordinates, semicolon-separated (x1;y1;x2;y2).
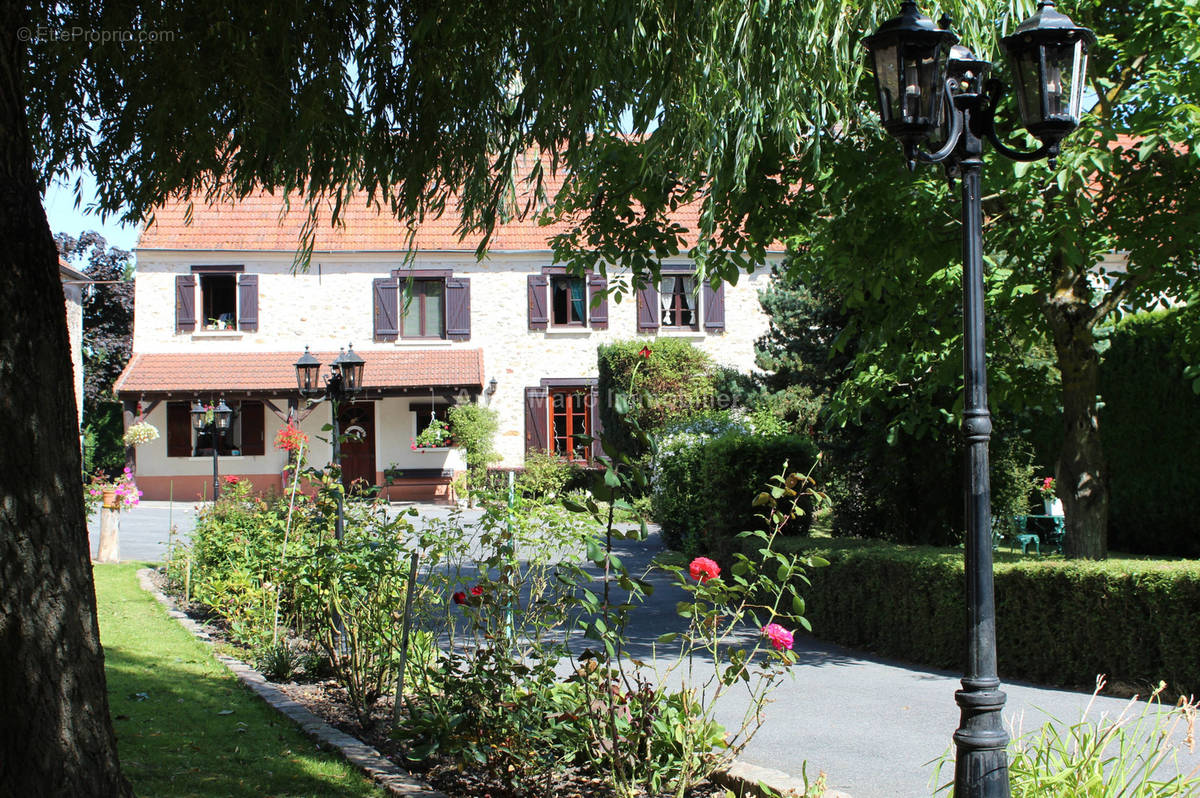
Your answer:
239;401;265;456
166;401;192;457
446;277;471;340
703;281;726;331
637;281;659;332
238;274;259;331
588;274;608;329
524;387;549;453
528;275;549;330
373;277;399;341
175;275;196;333
589;383;604;460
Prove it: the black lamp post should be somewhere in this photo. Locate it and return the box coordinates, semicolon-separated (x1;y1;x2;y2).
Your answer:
294;344;367;540
191;398;233;501
864;3;1093;796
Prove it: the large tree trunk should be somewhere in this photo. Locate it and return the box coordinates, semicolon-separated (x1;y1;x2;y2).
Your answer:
1042;280;1109;560
0;16;134;798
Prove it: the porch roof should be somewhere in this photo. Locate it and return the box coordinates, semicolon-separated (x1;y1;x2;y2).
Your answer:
114;349;485;397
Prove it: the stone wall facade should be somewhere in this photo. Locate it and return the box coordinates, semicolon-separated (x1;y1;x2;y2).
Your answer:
131;250;780;476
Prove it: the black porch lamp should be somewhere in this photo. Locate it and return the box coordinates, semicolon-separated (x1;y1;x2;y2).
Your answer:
332;345;366;394
864;3;1093;797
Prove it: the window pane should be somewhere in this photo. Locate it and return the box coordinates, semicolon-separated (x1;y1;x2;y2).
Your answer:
569;278;586;324
425;281;444;336
552;278;569;325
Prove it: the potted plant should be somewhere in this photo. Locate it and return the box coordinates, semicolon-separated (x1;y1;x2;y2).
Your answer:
1036;476;1063;516
412;417;452;450
122;421;160;447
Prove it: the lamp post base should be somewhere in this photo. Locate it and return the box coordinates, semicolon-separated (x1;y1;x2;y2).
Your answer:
953;682;1010;797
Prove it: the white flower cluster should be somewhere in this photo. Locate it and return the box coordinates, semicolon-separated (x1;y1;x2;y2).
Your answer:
650;413;750;491
122;422;160;447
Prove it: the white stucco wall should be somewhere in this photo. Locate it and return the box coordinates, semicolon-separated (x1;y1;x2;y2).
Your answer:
132;250;779;469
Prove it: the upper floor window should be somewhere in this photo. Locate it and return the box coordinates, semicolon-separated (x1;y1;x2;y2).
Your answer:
200;273;237;330
551;275;587;327
402;279;446;338
660;275;698;329
636;271;724;334
175;266;257;333
374;272;470;342
527;270;608;331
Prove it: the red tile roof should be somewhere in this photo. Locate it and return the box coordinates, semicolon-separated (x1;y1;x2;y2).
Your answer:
138;154;785;253
114;349;484;396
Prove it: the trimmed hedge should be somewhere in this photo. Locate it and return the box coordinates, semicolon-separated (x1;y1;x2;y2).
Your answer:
774;538;1200;695
653;432;820;558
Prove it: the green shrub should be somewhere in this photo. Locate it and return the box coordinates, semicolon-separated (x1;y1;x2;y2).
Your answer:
773;538;1200;696
652;427;820;557
517;449;580;498
598;338;717;454
447;402;500;492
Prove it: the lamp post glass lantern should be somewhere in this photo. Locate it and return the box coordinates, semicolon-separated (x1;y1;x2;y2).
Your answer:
864;3;1092;797
191;397;233;500
293;344;367;540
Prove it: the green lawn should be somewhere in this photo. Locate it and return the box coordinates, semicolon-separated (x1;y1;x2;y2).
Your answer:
95;563;384;798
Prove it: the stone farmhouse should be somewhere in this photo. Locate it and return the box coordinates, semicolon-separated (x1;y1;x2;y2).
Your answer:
116;177;785;502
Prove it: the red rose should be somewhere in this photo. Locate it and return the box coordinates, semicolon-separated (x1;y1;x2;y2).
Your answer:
470;585;484;597
638;346;652;359
688;556;720;583
452;591;467;605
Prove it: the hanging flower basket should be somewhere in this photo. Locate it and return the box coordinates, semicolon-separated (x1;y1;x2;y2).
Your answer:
122;422;160;447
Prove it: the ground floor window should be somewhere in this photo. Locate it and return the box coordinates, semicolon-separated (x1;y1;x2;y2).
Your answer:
550;388;591;461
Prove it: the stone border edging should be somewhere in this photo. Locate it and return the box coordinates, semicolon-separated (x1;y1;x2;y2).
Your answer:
135;568;849;798
711;760;852;798
135;568;447;798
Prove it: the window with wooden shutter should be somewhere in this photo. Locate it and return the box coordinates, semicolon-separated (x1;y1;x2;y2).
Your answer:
528;275;549;330
588;275;609;329
524;387;549;452
373;277;399;340
238;274;259;331
445;277;471;340
175;275;196;333
703;282;726;331
239;401;265;456
166;401;192;457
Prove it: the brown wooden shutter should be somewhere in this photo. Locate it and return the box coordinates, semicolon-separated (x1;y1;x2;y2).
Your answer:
703;281;726;331
528;275;549;330
589;383;604;460
166;401;192;457
446;277;471;340
175;275;196;332
239;401;265;456
524;387;549;453
238;274;259;331
373;277;399;340
588;274;608;329
637;282;659;332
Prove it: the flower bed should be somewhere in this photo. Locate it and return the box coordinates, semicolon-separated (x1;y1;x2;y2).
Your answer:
161;412;827;797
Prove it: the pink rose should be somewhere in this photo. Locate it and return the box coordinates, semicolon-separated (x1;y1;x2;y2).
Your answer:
762;623;794;651
688;556;720;583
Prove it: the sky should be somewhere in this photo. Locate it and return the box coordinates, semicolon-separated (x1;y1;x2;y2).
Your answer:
43;169;140;253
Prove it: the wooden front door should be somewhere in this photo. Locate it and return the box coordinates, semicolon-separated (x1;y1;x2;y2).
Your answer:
337;401;376;491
